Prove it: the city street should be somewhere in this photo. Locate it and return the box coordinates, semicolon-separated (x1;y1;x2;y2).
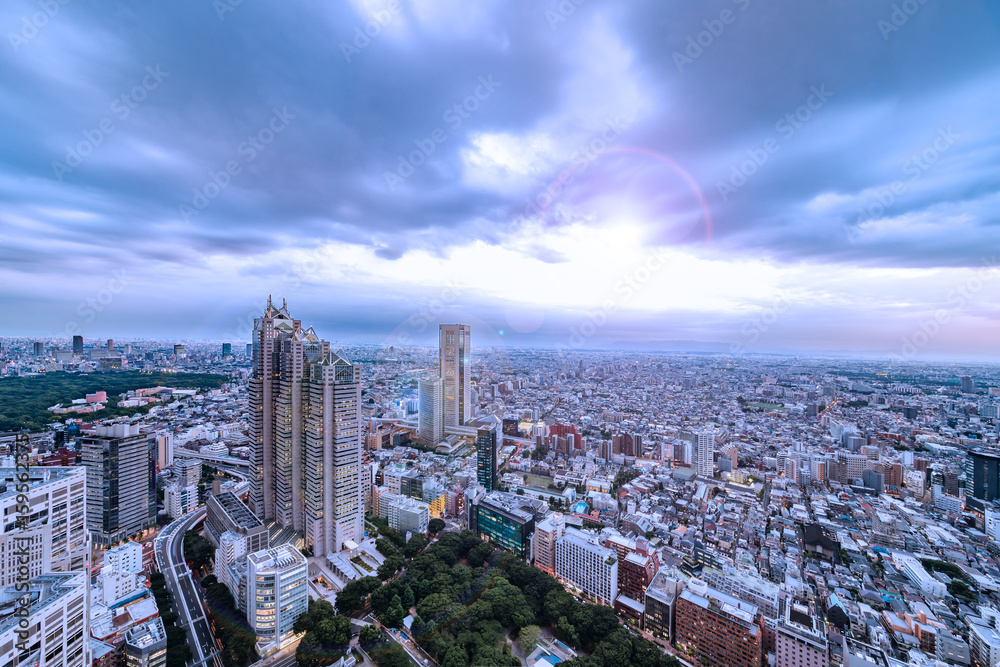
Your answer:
155;507;221;667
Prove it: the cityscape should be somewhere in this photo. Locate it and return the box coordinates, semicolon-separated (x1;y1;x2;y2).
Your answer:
3;2;1000;667
2;316;1000;667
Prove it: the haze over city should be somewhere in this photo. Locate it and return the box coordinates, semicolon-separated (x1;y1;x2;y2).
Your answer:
1;1;999;359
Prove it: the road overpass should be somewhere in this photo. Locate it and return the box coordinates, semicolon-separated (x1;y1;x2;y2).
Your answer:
155;508;222;667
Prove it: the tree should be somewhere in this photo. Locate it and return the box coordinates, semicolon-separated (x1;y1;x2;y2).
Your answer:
518;625;541;653
468;541;494;567
378;554;405;581
359;625;383;646
404;533;428;558
402;585;415;609
335;576;380;616
429;518;446;534
381;601;405;629
442;645;469;667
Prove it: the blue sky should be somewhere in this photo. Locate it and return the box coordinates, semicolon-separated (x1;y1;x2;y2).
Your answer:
2;0;999;359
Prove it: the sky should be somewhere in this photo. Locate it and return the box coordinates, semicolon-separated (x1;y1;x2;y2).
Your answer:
1;0;999;361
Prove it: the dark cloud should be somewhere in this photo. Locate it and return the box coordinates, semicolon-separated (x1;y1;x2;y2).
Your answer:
1;0;999;354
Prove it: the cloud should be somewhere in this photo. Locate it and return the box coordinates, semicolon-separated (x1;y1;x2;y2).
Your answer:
1;0;999;356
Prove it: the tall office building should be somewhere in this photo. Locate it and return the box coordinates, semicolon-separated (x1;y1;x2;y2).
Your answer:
477;423;498;492
418;376;444;445
222;342;232;356
697;429;715;477
248;297;364;554
0;466;91;667
534;514;565;574
439;324;471;427
962;375;975;393
33;341;44;355
81;423;156;547
246;545;308;649
970;451;1000;502
72;335;84;355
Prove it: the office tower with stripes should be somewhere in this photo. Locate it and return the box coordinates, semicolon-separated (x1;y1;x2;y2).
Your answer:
439;324;471;427
249;297;364;554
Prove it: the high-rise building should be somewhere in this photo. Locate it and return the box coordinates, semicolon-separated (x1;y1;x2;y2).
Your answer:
697;429;715;477
439;324;471;427
962;375;975;393
73;335;84;355
173;458;203;487
418;376;444;445
81;423;156;547
172;344;185;357
555;528;618;605
0;466;90;581
246;545;308;649
123;617;167;667
675;580;764;667
385;495;430;535
477;423;498;492
155;433;173;472
107;339;114;350
0;572;90;667
222;342;232;356
472;492;537;558
33;341;44;355
776;601;828;667
248;297;364;554
534;514;565;574
0;466;91;667
970;451;1000;502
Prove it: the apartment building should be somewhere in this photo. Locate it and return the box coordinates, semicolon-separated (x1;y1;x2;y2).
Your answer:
555;528;618;605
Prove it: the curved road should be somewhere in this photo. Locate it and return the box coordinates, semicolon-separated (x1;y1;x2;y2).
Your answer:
155;508;221;667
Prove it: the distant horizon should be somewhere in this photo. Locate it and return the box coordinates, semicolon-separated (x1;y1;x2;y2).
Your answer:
5;332;999;367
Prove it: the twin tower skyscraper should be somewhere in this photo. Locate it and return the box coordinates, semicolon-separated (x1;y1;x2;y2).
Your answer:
248;297;364;555
248;298;472;555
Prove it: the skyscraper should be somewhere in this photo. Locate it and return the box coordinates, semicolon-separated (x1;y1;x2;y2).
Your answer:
81;423;156;546
222;342;232;356
248;297;364;554
697;429;715;477
72;335;83;355
477;423;498;491
970;451;1000;502
439;323;471;427
962;375;974;393
418;376;444;445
